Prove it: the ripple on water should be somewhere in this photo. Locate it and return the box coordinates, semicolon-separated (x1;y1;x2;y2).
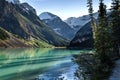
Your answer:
109;59;120;80
37;64;80;80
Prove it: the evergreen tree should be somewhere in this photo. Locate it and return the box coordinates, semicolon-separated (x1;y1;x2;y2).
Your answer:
87;0;97;39
111;0;120;10
94;0;112;62
110;0;120;56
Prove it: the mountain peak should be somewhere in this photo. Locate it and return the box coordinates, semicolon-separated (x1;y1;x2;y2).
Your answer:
39;12;58;20
6;0;20;4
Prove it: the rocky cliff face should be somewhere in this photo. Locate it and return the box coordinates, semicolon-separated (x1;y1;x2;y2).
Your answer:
0;0;69;47
69;22;94;49
65;13;98;31
6;0;20;4
19;3;37;14
39;12;76;40
68;10;111;49
0;27;31;48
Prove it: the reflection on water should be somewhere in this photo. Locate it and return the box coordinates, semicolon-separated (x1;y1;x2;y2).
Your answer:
0;48;82;80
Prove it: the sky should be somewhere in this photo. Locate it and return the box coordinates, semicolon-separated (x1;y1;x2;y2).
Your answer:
20;0;112;20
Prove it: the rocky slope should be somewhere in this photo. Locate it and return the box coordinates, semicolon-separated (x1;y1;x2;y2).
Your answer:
65;13;98;31
68;10;111;48
0;0;69;47
6;0;20;4
39;12;75;40
0;27;31;48
69;22;94;49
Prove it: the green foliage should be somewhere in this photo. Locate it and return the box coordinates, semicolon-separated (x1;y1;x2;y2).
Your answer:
78;1;120;80
94;16;112;62
111;0;120;10
34;40;53;48
73;52;114;80
110;0;120;56
93;0;113;63
26;39;53;48
0;27;9;40
87;0;97;39
87;0;119;63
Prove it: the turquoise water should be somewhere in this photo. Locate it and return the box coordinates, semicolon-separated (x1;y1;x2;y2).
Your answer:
0;48;82;80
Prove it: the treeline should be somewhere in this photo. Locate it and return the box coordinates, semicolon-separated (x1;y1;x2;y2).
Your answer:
87;0;120;62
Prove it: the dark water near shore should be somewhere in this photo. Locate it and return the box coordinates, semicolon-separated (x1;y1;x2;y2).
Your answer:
0;48;84;80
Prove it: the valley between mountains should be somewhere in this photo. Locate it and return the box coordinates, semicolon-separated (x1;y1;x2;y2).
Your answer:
0;0;97;48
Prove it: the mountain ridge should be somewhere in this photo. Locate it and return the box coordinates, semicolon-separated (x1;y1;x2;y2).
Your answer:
0;0;69;47
39;12;76;40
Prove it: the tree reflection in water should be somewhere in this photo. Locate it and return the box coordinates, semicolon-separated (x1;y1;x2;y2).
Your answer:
72;52;114;80
72;53;98;80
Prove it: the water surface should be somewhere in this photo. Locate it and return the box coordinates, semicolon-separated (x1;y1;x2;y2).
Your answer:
0;48;82;80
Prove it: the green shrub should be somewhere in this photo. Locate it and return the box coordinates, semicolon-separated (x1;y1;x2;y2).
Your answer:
0;27;9;40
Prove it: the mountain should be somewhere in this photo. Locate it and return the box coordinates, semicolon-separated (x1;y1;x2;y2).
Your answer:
69;22;94;49
6;0;20;4
39;12;76;40
65;10;111;31
65;13;98;31
65;14;96;49
0;27;31;48
0;0;68;47
68;10;111;49
18;2;37;14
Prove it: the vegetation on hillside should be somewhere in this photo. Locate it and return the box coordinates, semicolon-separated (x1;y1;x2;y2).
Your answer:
0;0;69;48
0;27;10;40
0;27;53;48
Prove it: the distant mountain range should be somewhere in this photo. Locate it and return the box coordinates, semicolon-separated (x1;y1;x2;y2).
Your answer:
0;0;101;48
0;0;69;48
69;22;94;49
65;13;98;31
6;0;20;4
66;13;98;49
39;12;98;48
67;11;111;49
39;12;76;40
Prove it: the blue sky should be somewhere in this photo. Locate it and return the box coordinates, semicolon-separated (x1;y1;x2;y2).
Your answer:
20;0;112;20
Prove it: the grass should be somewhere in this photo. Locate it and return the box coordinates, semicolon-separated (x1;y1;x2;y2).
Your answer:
0;27;10;40
0;27;53;48
25;39;53;48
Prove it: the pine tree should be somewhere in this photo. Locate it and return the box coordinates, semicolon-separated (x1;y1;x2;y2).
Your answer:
110;0;120;56
87;0;97;39
94;0;112;62
111;0;120;10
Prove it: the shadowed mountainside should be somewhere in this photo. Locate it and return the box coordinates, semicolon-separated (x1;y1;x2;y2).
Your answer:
0;0;69;47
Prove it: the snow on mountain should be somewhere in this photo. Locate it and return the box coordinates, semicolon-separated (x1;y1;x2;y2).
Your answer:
39;12;75;40
65;16;90;28
6;0;14;3
68;11;111;48
20;3;37;14
93;12;99;19
6;0;20;4
39;12;58;20
65;13;98;30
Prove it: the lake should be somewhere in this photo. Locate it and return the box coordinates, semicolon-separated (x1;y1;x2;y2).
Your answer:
0;48;84;80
